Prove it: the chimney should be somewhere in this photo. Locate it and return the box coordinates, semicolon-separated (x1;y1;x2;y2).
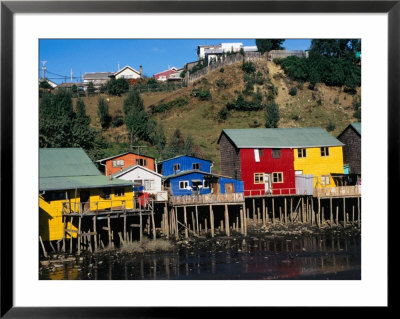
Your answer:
140;65;143;78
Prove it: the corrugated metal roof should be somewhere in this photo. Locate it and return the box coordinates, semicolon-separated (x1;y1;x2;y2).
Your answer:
39;148;134;191
40;148;100;178
220;127;344;148
163;170;233;181
40;175;133;191
96;151;154;163
350;122;361;135
158;155;212;164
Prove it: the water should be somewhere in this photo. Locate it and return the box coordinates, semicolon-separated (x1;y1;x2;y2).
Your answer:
40;232;361;280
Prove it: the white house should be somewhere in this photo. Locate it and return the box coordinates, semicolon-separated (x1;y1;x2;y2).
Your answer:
113;65;142;80
197;43;259;64
111;165;167;201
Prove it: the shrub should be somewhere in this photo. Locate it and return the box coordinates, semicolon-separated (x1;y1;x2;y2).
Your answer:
334;96;339;104
241;61;256;74
111;115;124;128
326;121;336;132
215;78;230;89
220;67;224;73
218;107;228;121
97;97;111;129
265;101;280;128
107;78;129;96
150;97;188;114
289;87;297;96
191;87;211;100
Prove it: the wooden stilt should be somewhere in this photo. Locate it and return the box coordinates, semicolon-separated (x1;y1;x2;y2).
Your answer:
336;206;339;226
290;197;293;222
195;206;199;236
139;212;143;242
191;209;195;235
240;207;244;234
77;216;82;255
225;204;230;236
272;198;275;225
151;210;156;240
205;218;208;234
284;198;287;225
39;236;48;258
69;216;74;254
262;198;266;226
236;216;239;232
301;197;304;223
184;206;188;239
256;207;260;224
343;197;346;227
93;216;97;251
352;205;355;226
209;205;214;238
175;208;179;240
62;214;66;253
123;213;127;242
243;204;247;236
164;203;169;239
252;199;256;222
330;197;333;227
266;207;269;223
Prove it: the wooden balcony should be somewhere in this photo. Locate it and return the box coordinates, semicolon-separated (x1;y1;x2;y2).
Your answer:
313;185;361;198
171;193;245;206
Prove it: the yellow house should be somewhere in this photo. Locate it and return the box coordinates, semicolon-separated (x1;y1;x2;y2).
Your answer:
293;128;344;188
39;148;134;242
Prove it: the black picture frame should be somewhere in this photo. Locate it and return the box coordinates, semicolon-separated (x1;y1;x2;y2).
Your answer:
1;0;394;317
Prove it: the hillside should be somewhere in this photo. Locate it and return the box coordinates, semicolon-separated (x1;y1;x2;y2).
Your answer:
74;59;361;173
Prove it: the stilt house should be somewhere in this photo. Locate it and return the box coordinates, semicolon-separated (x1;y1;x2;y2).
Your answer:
96;152;155;176
39;148;134;242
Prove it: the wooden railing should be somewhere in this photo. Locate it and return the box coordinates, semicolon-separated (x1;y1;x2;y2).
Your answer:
61;198;154;215
244;188;297;197
171;193;244;205
314;185;361;197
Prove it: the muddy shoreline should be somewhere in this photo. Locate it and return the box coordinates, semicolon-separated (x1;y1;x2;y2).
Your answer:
39;222;361;280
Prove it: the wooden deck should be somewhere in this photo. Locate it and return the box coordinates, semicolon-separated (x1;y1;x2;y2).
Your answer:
314;185;361;198
171;193;245;206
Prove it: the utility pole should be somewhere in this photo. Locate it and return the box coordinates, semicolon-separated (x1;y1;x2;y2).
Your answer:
40;61;47;79
70;68;73;82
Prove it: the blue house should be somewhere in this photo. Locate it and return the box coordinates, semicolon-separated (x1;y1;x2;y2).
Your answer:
159;155;212;176
163;170;244;196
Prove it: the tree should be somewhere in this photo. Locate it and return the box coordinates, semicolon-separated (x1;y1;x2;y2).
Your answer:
107;78;129;96
265;101;280;128
310;39;360;60
256;39;285;54
76;98;90;126
123;90;150;148
97;96;111;129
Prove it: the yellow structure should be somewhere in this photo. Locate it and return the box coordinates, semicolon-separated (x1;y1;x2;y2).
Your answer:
294;146;344;188
39;186;134;241
39;148;134;242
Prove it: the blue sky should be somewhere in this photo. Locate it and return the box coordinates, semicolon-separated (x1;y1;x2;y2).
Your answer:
39;39;311;84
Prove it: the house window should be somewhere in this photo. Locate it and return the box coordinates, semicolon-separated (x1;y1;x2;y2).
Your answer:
179;181;189;189
254;149;260;162
272;172;283;183
272;149;281;159
297;148;307;158
144;180;154;190
321;175;330;186
173;164;180;172
100;188;111;199
320;147;330;157
114;187;125;197
136;158;147;166
203;180;210;188
192;163;200;170
254;173;264;184
112;159;124;167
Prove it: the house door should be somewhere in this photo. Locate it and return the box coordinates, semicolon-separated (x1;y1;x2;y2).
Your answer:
264;174;272;194
80;190;90;212
224;183;235;194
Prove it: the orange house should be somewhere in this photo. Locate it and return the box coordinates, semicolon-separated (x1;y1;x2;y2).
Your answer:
96;152;156;176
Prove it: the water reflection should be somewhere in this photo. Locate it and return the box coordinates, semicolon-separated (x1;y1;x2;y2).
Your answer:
41;234;361;280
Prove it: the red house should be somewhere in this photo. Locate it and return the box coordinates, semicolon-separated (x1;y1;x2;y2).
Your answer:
96;152;156;176
153;67;180;82
218;129;296;196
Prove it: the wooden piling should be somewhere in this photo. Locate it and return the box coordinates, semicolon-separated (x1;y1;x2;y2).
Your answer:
252;199;256;222
195;206;199;236
123;213;127;242
330;197;333;227
39;236;48;258
93;216;97;252
175;208;179;240
343;197;346;227
164;203;169;239
191;209;195;234
225;204;230;236
290;197;293;222
77;216;82;255
357;196;360;228
301;197;304;223
336;206;339;226
240;207;244;234
183;206;188;239
272;198;275;225
205;217;208;234
69;216;74;254
151;210;156;240
284;198;287;225
209;205;215;238
139;211;143;242
262;198;266;226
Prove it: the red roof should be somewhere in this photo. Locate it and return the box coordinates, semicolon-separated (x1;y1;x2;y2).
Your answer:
153;69;178;80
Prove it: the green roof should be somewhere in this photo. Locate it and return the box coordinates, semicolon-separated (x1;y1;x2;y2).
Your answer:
350;122;361;135
40;148;100;177
40;176;133;191
220;127;344;148
40;148;133;191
